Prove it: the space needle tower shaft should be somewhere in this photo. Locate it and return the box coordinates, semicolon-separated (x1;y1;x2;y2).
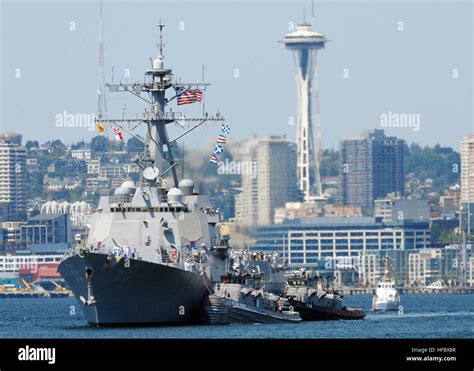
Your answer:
281;21;328;202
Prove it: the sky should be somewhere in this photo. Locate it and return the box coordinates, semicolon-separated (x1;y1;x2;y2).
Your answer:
0;0;472;150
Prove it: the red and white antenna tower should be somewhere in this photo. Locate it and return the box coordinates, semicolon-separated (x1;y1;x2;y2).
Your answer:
97;1;107;118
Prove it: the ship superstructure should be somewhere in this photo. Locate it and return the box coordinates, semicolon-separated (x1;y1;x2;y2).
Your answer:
58;22;229;325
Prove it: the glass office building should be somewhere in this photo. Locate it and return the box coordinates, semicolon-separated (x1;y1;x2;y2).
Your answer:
250;216;430;267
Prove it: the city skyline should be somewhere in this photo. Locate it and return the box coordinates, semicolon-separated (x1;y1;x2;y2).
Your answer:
0;1;473;354
1;1;472;149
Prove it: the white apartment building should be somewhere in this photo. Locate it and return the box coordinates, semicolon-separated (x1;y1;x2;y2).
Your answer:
461;135;474;204
235;136;298;225
70;148;91;161
0;138;27;220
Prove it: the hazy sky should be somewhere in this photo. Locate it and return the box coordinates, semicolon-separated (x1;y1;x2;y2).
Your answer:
1;0;472;150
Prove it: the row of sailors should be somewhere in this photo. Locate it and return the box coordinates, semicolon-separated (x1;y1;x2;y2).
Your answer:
93;241;208;263
229;249;281;270
92;243;137;259
112;246;137;259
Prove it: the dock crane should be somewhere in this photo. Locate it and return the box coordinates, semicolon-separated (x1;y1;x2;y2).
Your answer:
51;280;67;292
20;277;33;292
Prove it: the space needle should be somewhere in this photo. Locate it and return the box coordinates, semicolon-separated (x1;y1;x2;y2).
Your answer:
281;21;328;203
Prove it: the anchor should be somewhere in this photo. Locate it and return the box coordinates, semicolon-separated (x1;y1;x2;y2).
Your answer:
79;267;97;306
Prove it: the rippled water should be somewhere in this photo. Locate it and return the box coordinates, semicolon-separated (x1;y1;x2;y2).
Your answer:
0;294;472;338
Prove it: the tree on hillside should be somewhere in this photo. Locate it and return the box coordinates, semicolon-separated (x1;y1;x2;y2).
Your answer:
127;136;144;154
25;140;39;150
406;144;460;190
71;140;86;150
91;135;110;153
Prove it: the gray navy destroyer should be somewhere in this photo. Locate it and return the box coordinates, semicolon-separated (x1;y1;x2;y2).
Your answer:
58;23;229;326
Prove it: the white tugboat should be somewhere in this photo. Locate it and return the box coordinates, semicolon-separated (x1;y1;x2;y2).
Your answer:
372;256;400;311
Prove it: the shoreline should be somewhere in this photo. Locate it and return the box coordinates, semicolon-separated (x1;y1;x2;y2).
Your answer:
340;287;474;295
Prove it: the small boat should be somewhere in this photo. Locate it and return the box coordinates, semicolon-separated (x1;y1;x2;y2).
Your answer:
285;271;365;321
372;256;400;311
204;272;301;324
424;280;446;291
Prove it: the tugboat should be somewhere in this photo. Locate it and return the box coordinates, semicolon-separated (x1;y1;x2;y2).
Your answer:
205;272;301;324
202;249;301;324
285;271;365;321
372;256;400;311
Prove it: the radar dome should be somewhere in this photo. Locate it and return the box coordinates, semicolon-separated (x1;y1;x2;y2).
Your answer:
167;187;183;203
121;181;135;189
114;181;135;196
178;179;194;196
153;57;164;69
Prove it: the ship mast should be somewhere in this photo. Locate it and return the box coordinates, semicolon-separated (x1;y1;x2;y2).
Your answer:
383;256;389;281
97;21;224;188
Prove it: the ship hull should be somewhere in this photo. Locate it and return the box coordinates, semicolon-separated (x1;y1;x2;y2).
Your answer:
225;304;301;324
58;252;208;326
289;300;366;321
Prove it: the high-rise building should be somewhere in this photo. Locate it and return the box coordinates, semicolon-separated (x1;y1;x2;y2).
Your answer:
281;22;328;202
235;136;298;225
341;129;405;209
460;135;474;234
340;135;373;208
371;130;405;200
0;133;27;221
0;132;22;146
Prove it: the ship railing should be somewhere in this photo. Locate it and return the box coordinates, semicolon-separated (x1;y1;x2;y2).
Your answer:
160;250;173;264
62;244;87;261
162;256;172;264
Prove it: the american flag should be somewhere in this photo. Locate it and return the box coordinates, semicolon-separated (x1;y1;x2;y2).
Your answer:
177;88;203;105
173;85;187;97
